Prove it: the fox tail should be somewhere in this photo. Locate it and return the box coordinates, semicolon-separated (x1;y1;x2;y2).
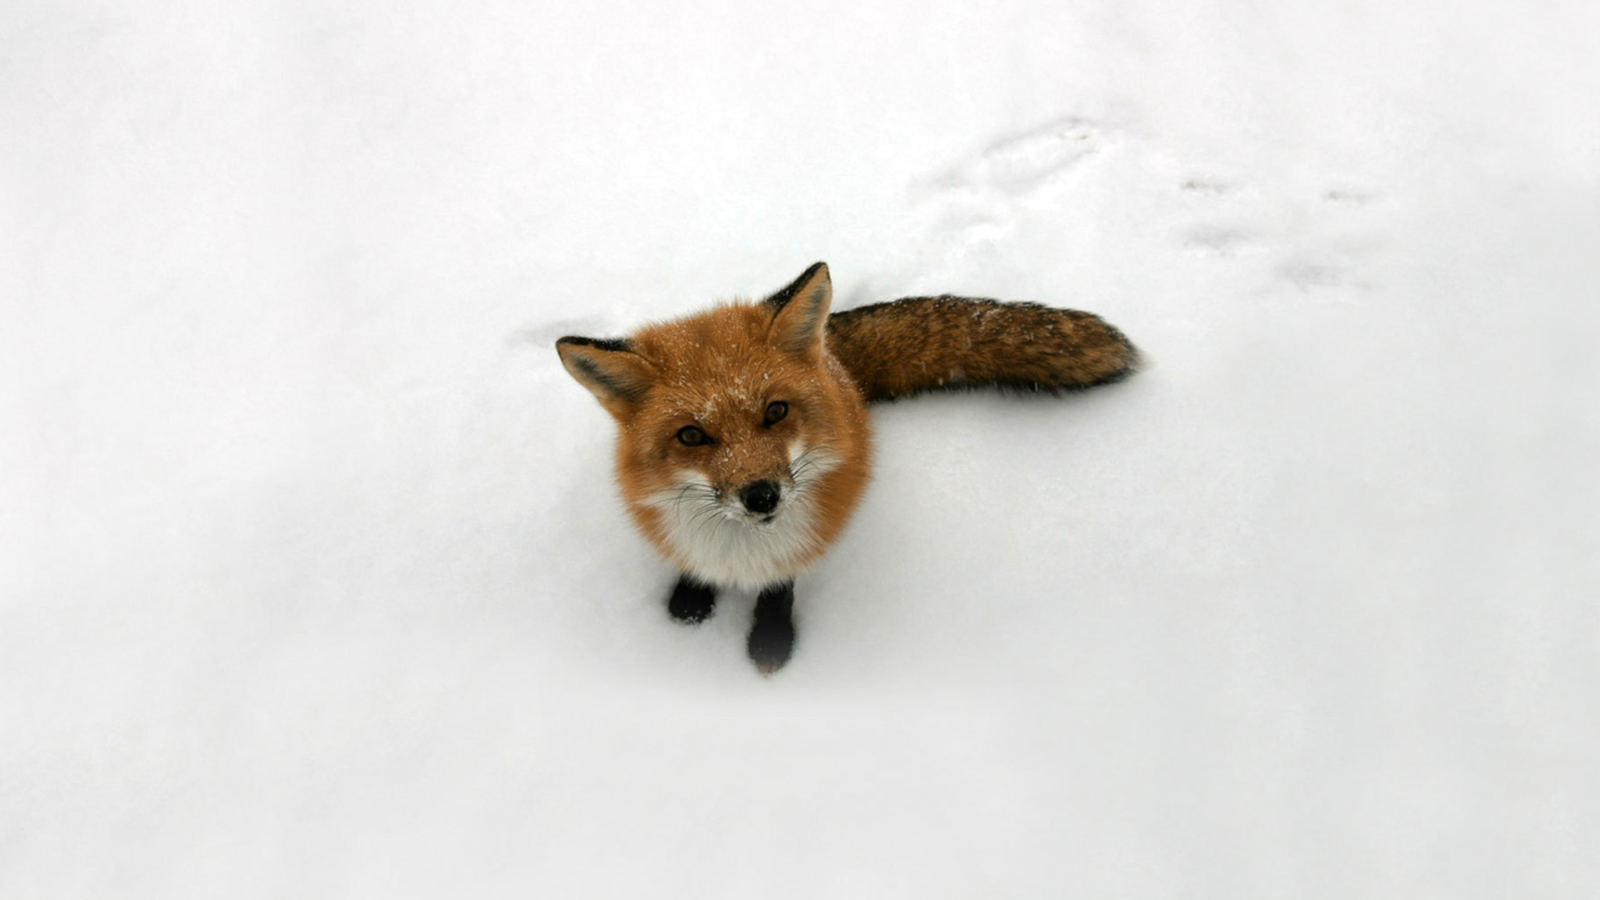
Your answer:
825;294;1140;403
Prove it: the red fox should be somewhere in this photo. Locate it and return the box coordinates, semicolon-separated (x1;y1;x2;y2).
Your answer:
556;263;1137;673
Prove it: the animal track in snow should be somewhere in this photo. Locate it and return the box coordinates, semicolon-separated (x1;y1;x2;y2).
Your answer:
892;116;1121;289
1172;171;1388;288
1179;177;1236;197
926;117;1114;200
1172;173;1267;258
1276;259;1347;290
1321;188;1377;207
1181;224;1264;257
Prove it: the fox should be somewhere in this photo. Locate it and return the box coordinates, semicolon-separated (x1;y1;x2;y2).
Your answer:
556;262;1137;674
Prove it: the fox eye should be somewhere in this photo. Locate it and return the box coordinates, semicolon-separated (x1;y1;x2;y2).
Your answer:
676;425;710;446
764;401;789;426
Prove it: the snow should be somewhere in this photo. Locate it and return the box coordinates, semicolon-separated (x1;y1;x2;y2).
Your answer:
3;0;1597;896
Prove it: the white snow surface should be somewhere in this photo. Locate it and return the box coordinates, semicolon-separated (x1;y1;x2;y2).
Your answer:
4;1;1598;896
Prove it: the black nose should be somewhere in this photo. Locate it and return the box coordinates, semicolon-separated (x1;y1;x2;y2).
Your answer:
739;480;781;515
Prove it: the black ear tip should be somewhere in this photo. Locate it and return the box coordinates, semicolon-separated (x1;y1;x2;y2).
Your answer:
556;335;632;353
765;262;833;312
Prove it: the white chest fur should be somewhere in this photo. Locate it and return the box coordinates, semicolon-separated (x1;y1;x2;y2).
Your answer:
642;446;838;591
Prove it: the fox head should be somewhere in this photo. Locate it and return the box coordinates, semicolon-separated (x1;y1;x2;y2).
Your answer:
556;262;871;590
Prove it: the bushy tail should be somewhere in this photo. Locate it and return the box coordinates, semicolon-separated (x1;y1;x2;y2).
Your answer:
825;296;1139;403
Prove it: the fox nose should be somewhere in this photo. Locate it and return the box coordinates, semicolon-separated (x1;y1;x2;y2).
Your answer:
739;480;781;515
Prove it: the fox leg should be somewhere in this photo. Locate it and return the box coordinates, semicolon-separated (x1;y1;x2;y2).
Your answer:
747;581;796;674
667;574;717;623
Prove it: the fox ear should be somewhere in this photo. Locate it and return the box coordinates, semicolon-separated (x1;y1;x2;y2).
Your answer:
555;336;656;412
765;261;832;359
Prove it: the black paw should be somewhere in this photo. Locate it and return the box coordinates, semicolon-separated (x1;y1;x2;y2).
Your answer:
747;581;796;674
667;575;717;623
747;616;795;674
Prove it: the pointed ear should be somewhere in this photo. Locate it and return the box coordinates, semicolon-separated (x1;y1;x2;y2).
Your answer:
764;262;832;359
555;336;656;413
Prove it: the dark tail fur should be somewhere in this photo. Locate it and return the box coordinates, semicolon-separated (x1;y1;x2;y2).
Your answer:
825;295;1139;403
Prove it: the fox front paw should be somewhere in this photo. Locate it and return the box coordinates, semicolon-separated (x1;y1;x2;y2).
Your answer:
747;581;796;674
747;616;795;674
667;575;717;623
